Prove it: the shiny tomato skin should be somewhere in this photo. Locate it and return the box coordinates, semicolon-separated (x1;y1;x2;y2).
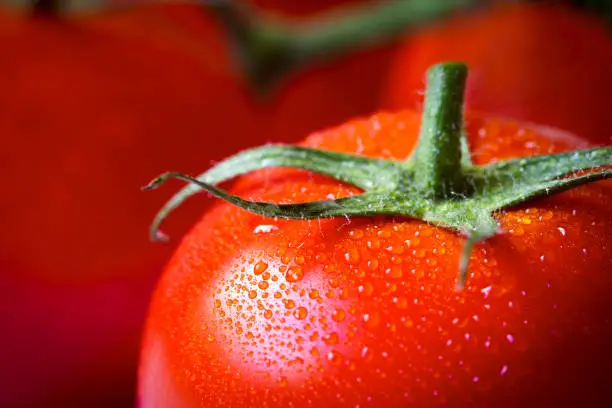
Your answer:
139;110;612;407
382;3;612;145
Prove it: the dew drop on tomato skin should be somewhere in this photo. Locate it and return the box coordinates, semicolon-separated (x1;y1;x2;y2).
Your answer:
140;112;612;407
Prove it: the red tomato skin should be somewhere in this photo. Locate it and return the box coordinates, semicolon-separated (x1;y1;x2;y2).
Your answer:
0;4;392;406
139;110;612;407
382;3;612;145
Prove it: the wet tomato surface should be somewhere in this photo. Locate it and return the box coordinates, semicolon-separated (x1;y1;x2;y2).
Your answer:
140;111;612;406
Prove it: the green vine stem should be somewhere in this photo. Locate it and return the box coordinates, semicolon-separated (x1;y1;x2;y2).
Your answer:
6;0;105;14
16;0;477;85
144;61;612;289
206;0;480;88
409;62;467;197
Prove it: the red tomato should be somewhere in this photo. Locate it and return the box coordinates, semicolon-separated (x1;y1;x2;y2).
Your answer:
0;4;392;406
139;110;612;407
382;3;612;144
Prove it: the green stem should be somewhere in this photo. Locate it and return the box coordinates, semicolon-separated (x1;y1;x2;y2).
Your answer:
207;0;479;88
24;0;107;15
32;0;62;14
208;0;291;88
410;62;467;198
144;61;612;288
283;0;476;59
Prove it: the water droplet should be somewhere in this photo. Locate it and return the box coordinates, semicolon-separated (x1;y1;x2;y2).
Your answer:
283;299;296;309
385;245;404;255
277;376;288;387
344;248;360;264
248;290;257;299
332;308;346;322
338;287;349;300
377;229;391;238
253;224;278;234
288;357;305;366
500;365;508;376
254;262;268;275
286;266;304;282
258;281;269;290
323;332;339;345
358;281;374;297
327;350;343;365
363;311;380;329
386;267;403;279
207;333;215;342
506;334;515;344
367;239;381;249
367;259;379;270
361;346;372;362
214;299;222;309
294;307;308;320
264;309;273;319
393;296;408;309
557;227;566;236
309;289;320;299
349;230;364;240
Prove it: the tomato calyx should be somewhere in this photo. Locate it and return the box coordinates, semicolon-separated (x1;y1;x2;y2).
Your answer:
207;0;477;89
144;62;612;288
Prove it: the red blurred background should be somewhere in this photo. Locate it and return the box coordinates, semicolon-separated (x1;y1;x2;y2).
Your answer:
1;0;609;406
0;1;389;406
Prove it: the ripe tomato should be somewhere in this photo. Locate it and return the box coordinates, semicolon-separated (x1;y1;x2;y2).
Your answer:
1;3;392;406
139;110;612;406
382;3;612;144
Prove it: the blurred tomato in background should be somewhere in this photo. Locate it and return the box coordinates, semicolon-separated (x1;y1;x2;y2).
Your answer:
382;1;612;144
0;1;391;406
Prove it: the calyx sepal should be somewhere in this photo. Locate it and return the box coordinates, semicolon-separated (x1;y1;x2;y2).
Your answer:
144;63;612;289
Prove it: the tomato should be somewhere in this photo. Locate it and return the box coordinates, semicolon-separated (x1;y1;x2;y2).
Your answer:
382;3;612;144
0;3;392;406
0;4;392;283
139;107;612;406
